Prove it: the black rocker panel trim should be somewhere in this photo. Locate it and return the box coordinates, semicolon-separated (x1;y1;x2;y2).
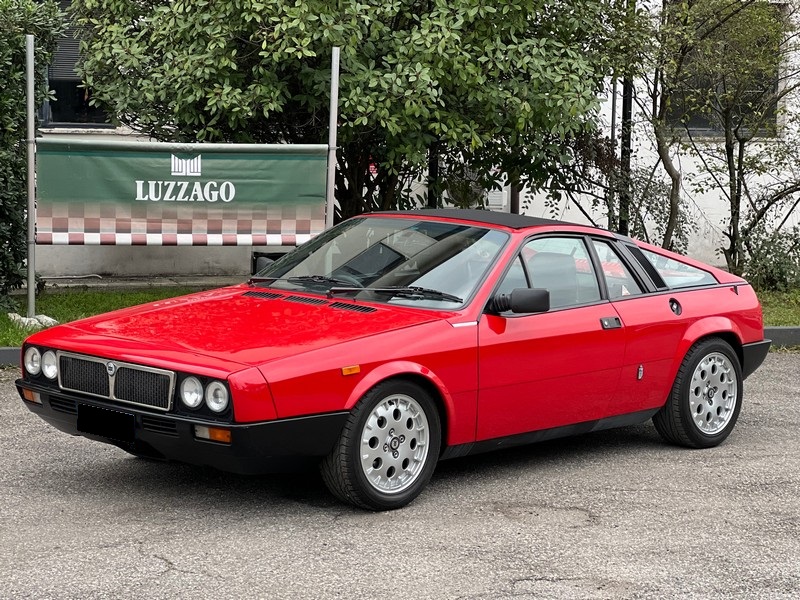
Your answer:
439;408;660;460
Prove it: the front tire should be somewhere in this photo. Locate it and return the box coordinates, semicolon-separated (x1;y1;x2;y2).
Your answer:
654;338;743;448
321;380;441;510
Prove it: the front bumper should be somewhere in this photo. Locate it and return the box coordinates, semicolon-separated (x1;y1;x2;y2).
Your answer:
16;379;348;474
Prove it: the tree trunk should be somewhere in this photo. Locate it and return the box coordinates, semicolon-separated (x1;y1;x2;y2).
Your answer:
653;124;681;251
510;182;520;214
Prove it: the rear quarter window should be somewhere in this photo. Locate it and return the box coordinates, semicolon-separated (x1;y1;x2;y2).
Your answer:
635;247;717;289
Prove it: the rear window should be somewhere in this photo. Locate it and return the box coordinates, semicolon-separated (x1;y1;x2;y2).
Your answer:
636;247;717;289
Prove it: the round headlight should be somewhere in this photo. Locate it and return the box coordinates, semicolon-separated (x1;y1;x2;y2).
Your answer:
180;376;204;409
24;347;41;376
205;381;229;413
42;351;58;380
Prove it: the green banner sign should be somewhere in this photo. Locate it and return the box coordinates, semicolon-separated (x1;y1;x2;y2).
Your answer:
36;138;328;246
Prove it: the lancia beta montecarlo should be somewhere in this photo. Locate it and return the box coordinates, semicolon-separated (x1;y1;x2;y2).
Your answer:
17;209;771;510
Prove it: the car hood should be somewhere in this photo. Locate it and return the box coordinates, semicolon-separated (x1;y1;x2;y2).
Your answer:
39;285;447;370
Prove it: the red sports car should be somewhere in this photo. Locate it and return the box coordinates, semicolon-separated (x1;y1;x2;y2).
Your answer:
16;209;771;510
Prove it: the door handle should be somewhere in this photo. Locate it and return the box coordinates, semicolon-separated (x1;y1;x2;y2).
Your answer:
600;316;622;330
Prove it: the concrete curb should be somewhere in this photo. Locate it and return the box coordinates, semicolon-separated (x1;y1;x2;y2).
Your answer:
2;327;797;367
1;347;18;367
765;326;800;348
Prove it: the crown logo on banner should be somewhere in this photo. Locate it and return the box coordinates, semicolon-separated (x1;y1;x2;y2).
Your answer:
171;155;202;177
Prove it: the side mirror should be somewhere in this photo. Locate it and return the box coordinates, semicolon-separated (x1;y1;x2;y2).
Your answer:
488;288;550;314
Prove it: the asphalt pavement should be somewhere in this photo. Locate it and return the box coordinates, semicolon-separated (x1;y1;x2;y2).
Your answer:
0;354;798;599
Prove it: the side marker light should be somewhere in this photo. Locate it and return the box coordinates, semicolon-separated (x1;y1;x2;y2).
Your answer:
341;365;361;376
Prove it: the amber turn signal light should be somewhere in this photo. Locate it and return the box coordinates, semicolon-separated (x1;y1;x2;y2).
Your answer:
194;425;232;444
22;389;42;405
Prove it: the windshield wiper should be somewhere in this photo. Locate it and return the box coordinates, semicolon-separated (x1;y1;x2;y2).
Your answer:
328;286;463;303
248;275;356;287
287;275;360;287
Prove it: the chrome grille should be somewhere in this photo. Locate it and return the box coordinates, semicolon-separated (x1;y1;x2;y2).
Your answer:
60;355;109;396
57;351;175;411
115;367;172;410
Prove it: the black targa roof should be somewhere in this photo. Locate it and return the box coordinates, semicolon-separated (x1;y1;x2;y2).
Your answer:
373;208;579;230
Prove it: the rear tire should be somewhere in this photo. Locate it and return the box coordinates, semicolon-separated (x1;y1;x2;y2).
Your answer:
321;380;441;510
654;338;742;448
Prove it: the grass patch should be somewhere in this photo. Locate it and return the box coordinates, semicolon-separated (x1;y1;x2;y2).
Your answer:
1;286;212;347
1;285;798;348
757;289;800;327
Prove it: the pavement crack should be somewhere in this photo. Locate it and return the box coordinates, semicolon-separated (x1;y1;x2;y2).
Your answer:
135;542;227;582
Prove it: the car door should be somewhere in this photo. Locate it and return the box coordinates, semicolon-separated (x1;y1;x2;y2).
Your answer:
477;235;627;441
604;242;716;415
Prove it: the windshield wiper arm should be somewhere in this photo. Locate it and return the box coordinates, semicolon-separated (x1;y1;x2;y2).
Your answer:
328;285;462;303
288;275;359;287
249;275;357;288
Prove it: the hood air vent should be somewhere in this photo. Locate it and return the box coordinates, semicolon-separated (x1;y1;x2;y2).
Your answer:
330;302;377;314
243;291;283;300
285;295;328;306
244;291;376;312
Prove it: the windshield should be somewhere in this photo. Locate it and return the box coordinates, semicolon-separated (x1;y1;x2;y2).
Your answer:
254;216;509;309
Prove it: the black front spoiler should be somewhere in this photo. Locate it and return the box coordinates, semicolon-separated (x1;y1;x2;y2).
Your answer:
16;379;348;474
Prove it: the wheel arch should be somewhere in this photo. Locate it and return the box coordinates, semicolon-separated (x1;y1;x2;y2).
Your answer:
654;326;745;448
707;330;744;367
675;318;745;374
344;362;453;456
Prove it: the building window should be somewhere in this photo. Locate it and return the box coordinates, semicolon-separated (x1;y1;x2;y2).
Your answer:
665;1;784;138
667;70;779;138
43;1;110;126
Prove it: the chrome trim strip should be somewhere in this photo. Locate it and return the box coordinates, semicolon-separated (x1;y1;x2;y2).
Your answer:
450;321;478;328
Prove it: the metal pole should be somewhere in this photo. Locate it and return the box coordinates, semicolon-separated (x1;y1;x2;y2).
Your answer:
26;35;36;318
427;142;439;208
325;47;340;229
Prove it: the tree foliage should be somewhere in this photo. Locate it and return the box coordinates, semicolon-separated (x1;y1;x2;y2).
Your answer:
0;0;62;306
71;0;639;219
641;0;800;277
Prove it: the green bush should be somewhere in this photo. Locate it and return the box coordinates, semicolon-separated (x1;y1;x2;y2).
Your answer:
744;225;800;292
0;0;62;307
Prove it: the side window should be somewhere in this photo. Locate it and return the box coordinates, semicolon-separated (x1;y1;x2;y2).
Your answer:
636;247;717;289
592;240;643;299
496;256;528;296
524;237;601;308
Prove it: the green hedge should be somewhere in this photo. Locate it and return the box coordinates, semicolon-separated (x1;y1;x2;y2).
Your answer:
0;0;62;307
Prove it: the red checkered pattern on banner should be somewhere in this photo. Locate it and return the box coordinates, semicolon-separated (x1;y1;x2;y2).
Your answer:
35;203;325;246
